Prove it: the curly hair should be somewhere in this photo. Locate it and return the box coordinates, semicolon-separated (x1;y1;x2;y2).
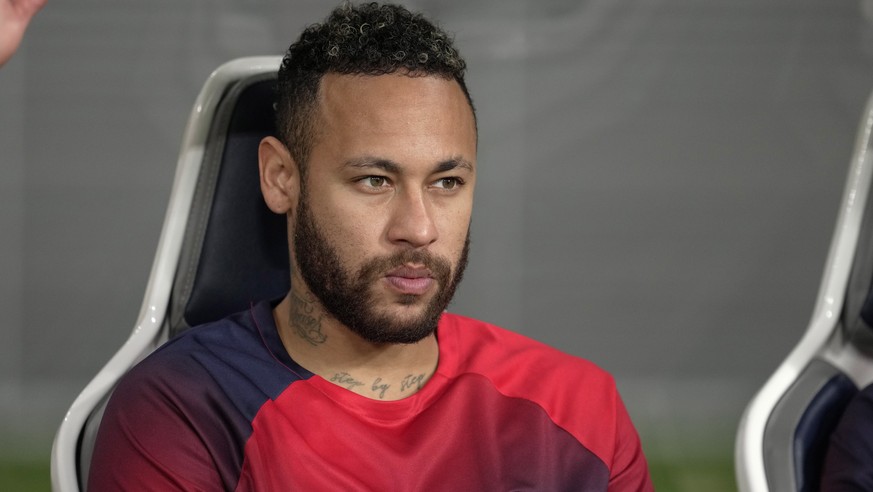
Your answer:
275;2;475;172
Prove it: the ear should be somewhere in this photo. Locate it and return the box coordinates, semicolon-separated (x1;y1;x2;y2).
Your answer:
259;136;300;215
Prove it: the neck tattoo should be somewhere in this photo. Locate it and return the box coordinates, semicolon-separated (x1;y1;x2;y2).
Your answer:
328;372;430;400
289;288;327;346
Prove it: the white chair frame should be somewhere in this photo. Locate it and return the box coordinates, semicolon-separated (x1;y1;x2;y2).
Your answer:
50;56;282;492
735;91;873;491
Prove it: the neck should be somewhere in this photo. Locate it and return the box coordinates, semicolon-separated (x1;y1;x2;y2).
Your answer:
272;284;439;401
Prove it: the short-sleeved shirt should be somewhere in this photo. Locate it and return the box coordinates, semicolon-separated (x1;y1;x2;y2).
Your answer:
89;300;652;491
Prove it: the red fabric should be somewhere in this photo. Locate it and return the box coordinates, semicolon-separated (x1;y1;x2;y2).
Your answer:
89;304;652;491
236;313;651;491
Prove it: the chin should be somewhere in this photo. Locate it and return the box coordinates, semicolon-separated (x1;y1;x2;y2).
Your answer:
396;293;424;306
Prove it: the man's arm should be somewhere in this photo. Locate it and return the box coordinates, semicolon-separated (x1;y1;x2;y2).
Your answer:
0;0;46;67
87;361;227;491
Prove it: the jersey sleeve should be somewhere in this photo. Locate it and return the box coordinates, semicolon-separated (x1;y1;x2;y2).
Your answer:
607;391;654;491
87;360;226;492
87;304;302;491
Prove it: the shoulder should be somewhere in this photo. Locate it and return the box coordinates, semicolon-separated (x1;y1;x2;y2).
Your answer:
439;312;614;389
124;308;259;385
105;309;260;417
89;308;268;492
438;312;621;432
437;313;650;487
109;301;300;422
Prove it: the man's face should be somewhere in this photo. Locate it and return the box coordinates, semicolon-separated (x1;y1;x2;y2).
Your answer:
292;73;477;344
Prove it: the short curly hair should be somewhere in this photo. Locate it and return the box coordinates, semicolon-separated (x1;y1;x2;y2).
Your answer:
275;2;475;173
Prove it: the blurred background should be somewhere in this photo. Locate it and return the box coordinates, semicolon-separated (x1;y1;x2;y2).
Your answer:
3;0;873;490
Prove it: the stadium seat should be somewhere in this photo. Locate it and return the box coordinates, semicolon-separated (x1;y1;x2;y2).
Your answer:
50;56;286;492
735;91;873;492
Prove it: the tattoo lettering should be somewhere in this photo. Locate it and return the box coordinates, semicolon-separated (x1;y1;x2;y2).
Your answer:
372;377;390;399
330;372;365;390
289;290;327;346
400;373;426;393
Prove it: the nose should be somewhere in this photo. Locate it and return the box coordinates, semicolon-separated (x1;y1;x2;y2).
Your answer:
386;188;438;248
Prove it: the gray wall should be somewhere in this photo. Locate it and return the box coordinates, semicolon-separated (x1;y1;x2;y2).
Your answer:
2;0;872;462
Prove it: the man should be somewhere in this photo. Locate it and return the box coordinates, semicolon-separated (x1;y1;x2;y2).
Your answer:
89;3;652;490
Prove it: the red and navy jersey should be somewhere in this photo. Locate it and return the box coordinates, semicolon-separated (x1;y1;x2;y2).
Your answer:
90;300;652;491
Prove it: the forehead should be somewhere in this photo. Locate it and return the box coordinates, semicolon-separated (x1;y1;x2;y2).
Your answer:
309;72;477;168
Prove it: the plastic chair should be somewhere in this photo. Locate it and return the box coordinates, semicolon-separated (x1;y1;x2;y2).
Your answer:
735;91;873;492
50;56;286;491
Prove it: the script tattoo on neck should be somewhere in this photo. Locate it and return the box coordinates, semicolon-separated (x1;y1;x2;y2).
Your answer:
328;372;429;399
400;374;426;393
289;289;327;346
330;372;364;390
372;378;390;399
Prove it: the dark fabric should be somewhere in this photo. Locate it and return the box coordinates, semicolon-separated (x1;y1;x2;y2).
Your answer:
861;297;873;334
89;301;652;491
89;301;307;491
820;382;873;491
183;79;290;330
793;373;857;491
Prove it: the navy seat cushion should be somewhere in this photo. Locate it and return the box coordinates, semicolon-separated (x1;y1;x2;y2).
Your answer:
794;373;857;492
182;78;290;330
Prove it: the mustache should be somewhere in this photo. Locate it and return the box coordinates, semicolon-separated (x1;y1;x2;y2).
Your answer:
357;249;453;283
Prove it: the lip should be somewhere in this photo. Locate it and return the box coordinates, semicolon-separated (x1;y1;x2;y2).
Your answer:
385;265;434;295
386;265;432;278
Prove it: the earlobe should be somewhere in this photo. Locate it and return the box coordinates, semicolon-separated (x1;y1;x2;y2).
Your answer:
258;136;299;214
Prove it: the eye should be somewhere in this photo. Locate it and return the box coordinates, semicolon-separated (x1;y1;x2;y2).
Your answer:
360;176;389;188
433;177;463;190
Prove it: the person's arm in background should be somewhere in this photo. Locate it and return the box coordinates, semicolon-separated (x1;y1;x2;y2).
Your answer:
0;0;47;67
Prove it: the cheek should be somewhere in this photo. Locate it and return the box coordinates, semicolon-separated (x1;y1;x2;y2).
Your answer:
439;210;472;258
318;206;386;263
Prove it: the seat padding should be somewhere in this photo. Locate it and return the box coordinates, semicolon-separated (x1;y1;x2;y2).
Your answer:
170;76;290;336
793;369;857;491
763;359;857;492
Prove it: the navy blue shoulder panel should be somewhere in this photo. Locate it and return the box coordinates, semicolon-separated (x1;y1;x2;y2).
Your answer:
148;299;313;420
92;300;312;491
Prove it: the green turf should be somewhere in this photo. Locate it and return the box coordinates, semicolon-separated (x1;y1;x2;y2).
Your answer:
0;460;50;492
649;453;736;491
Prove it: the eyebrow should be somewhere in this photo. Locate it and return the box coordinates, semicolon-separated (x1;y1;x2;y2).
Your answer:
344;157;401;174
434;157;474;173
343;156;474;174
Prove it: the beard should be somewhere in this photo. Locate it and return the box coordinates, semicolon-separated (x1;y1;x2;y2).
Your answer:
292;193;469;345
